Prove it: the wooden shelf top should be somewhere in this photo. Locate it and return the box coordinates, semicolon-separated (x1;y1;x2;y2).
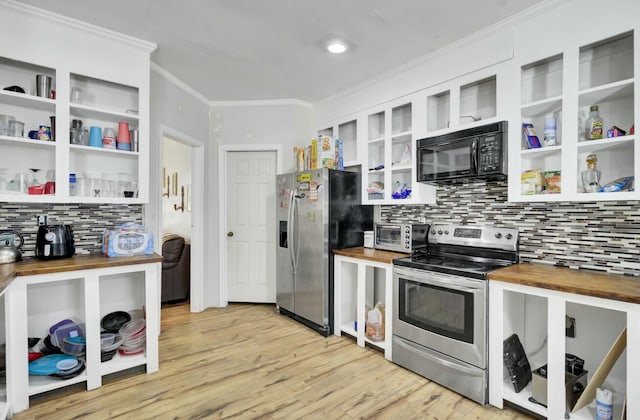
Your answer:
0;253;162;294
488;263;640;304
333;247;408;264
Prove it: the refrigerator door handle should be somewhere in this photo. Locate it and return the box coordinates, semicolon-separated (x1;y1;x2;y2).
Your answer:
293;193;301;273
287;189;296;272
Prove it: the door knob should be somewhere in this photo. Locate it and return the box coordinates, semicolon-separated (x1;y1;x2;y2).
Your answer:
227;231;234;237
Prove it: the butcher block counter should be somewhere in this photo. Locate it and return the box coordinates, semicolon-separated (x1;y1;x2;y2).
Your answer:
488;262;640;419
488;262;640;304
333;247;407;264
0;254;162;295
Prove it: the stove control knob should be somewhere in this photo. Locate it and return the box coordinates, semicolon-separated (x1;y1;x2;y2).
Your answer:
505;233;513;240
495;232;502;239
444;230;449;235
431;229;436;234
438;230;443;235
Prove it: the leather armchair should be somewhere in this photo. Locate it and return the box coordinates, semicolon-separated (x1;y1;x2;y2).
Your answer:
161;234;190;303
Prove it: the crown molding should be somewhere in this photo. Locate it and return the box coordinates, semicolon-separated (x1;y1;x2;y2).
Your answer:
210;99;312;108
151;62;210;105
1;0;157;52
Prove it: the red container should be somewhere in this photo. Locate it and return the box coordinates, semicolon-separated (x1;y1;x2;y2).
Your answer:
44;181;55;194
28;185;44;195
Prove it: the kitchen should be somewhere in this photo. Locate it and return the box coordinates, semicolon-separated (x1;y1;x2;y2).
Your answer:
0;0;639;418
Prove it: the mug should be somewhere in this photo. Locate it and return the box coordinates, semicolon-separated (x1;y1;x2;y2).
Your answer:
89;126;102;147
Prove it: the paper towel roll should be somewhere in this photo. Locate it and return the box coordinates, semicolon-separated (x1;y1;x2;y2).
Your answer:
596;387;613;420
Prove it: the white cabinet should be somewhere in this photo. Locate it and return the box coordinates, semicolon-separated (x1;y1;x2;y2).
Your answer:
333;254;394;360
0;5;155;204
4;260;160;414
424;71;499;136
362;97;436;205
318;116;360;168
489;279;640;420
509;29;638;202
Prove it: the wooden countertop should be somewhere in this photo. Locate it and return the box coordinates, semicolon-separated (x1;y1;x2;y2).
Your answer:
488;263;640;304
0;253;163;294
333;247;408;264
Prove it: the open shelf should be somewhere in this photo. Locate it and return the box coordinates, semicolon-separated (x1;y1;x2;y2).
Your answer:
578;79;634;108
521;145;562;157
577;135;634;153
70;104;139;125
521;96;563;119
0;90;55;112
502;378;548;418
28;373;87;396
101;352;147;376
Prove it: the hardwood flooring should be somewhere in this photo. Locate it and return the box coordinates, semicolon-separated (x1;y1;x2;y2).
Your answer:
16;303;534;419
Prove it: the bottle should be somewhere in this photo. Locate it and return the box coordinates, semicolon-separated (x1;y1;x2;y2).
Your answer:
543;115;557;146
69;173;77;196
581;154;601;193
585;105;604;140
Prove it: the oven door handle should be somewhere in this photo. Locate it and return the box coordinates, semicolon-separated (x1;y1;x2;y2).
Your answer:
399;271;482;293
394;336;482;376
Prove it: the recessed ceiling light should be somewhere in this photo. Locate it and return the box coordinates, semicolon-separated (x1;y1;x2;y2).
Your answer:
327;41;348;54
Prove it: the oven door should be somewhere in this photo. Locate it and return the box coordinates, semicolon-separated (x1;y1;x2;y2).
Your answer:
417;136;477;182
393;266;486;368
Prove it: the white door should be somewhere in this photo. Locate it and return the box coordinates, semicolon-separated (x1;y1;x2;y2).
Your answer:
226;151;277;302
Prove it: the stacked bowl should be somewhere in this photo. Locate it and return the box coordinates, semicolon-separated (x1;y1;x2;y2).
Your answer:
118;318;146;355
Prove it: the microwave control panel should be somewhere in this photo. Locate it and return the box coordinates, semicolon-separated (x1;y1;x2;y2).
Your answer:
478;134;503;174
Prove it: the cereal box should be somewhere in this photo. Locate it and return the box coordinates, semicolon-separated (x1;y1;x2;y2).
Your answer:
320;135;336;169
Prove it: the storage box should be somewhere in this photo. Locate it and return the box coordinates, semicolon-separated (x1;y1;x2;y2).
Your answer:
532;364;588;410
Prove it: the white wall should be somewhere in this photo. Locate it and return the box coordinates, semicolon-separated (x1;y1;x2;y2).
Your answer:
148;68;211;307
161;137;192;241
211;103;312;173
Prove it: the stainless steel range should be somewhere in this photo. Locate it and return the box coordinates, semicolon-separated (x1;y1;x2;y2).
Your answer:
392;224;519;405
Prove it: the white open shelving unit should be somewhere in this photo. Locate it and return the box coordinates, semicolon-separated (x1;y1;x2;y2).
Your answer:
0;6;154;205
333;254;394;360
4;261;160;414
510;28;638;202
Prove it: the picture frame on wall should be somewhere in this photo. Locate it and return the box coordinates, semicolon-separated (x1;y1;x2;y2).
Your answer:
187;184;191;212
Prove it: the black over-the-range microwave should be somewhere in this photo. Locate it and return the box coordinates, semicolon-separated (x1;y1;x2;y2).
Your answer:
416;121;508;183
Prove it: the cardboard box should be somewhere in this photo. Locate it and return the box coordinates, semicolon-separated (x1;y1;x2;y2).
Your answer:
320;135;336;169
310;138;318;170
335;137;344;170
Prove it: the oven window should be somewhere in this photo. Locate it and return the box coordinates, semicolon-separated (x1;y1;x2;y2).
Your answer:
418;139;474;179
377;226;401;244
398;278;474;343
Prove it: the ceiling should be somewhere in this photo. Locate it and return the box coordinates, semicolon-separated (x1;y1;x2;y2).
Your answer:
18;0;546;103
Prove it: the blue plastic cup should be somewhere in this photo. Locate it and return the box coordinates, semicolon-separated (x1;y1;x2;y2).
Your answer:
89;126;102;147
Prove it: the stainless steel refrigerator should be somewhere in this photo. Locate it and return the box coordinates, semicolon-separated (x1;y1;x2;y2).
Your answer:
276;169;373;336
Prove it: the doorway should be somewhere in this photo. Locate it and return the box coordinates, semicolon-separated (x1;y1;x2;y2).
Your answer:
158;126;205;313
218;145;283;305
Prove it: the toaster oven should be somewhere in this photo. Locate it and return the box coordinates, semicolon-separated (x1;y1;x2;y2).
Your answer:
374;223;428;253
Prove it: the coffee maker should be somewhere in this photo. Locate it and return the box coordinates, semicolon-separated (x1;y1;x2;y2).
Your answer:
35;224;75;259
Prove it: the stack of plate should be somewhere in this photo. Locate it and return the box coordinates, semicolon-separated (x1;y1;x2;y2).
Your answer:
118;318;145;355
28;354;85;380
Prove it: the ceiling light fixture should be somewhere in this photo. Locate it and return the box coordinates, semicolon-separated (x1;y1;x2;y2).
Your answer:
327;41;348;54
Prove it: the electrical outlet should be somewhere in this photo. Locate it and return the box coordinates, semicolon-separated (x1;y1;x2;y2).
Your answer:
36;214;48;226
566;315;576;338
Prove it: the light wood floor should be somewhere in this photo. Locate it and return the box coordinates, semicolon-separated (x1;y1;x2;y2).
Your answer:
16;303;534;419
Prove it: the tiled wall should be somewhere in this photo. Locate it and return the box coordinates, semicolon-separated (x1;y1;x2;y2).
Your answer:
381;180;640;276
0;203;143;257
